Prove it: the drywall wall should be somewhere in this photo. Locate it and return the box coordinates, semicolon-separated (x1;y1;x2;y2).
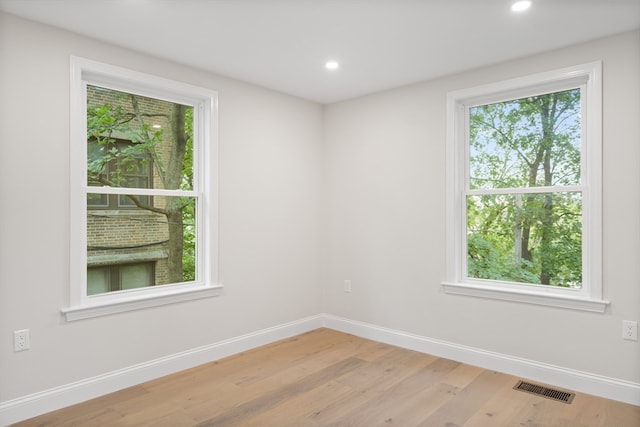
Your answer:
322;30;640;384
0;12;323;401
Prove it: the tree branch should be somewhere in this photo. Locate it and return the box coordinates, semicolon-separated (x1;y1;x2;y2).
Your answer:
88;173;167;216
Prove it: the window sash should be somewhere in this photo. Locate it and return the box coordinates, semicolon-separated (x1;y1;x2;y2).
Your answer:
463;190;584;287
443;61;606;312
465;185;584;196
85;187;200;197
462;87;588;290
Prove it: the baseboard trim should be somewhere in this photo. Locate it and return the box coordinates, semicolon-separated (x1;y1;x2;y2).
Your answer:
2;313;638;425
0;314;324;426
322;314;640;406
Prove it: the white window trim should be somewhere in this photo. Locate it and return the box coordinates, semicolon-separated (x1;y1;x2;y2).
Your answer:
442;61;608;313
64;56;221;321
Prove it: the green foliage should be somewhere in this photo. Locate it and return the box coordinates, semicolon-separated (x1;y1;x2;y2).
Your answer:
86;101;166;188
180;108;195;280
467;89;582;288
182;108;194;190
181;196;196;282
467;233;539;284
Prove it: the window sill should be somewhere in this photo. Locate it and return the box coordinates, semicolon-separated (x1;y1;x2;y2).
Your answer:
441;282;608;313
62;284;224;321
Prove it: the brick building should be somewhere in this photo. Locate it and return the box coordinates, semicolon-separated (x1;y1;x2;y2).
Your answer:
85;85;183;295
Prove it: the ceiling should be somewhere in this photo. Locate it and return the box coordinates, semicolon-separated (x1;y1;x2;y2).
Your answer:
1;0;639;104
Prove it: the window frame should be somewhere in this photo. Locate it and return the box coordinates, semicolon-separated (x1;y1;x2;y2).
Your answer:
442;62;608;312
64;57;221;321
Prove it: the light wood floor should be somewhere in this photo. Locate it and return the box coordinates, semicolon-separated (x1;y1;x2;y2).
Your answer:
15;328;640;427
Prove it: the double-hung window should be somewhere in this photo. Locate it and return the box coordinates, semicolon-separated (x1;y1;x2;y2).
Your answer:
65;57;220;320
443;62;607;312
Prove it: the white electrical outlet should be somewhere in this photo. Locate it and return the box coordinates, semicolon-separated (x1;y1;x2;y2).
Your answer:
622;320;638;341
14;329;30;352
344;280;352;293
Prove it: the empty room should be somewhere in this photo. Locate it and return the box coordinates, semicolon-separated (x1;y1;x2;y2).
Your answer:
0;0;639;425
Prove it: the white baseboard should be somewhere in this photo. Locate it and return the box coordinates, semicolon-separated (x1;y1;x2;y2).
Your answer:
2;313;638;425
322;314;640;407
0;314;324;426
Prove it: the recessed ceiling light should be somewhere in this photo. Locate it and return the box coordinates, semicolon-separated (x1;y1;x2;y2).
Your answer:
325;61;339;70
511;1;531;12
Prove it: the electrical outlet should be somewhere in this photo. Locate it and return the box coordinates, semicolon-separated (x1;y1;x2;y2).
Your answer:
14;329;30;352
344;280;352;293
623;320;638;341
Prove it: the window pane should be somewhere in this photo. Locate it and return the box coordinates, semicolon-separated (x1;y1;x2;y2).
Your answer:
86;195;197;293
87;267;109;295
87;263;154;295
120;263;154;290
469;89;581;190
118;192;150;207
87;192;108;207
466;192;582;287
86;85;194;191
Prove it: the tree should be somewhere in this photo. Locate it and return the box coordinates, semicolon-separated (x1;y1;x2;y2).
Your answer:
467;88;582;287
87;86;195;284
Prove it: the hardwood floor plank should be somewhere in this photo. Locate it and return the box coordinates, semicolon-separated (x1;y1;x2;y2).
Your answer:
323;359;463;426
572;393;640;427
305;348;443;425
13;385;148;427
416;369;524;426
463;384;546;427
237;380;352;427
13;328;640;427
195;357;366;427
440;362;485;390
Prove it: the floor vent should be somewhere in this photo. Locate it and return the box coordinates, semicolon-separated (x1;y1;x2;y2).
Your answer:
513;380;575;404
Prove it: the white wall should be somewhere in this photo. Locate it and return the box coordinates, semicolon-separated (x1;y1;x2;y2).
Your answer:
0;12;323;402
322;31;640;383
